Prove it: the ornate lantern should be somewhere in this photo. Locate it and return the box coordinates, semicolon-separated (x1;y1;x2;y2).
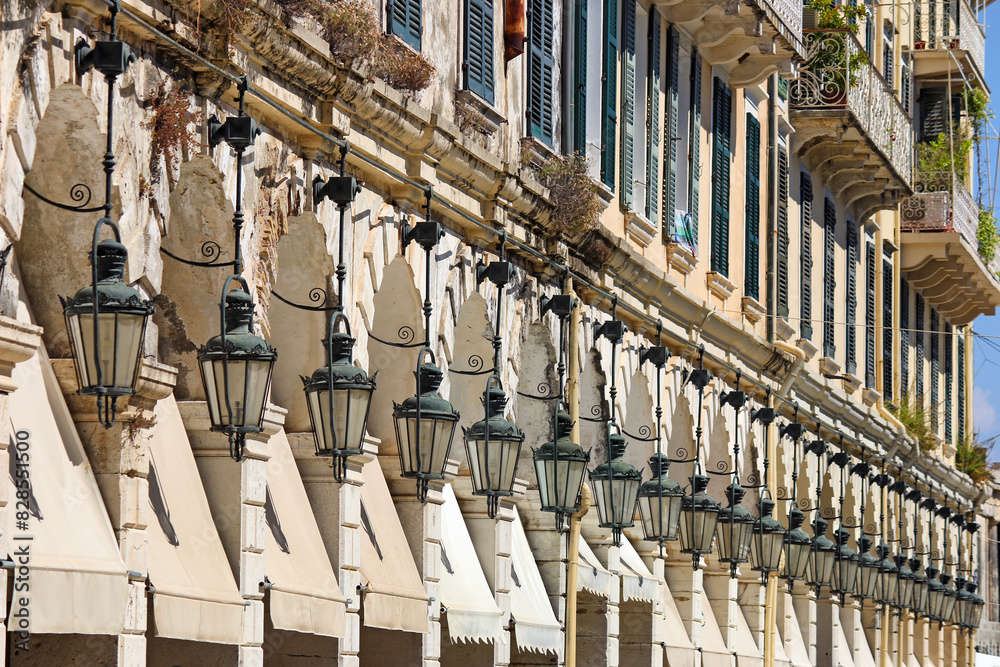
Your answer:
394;352;460;501
877;544;899;606
464;381;525;518
534;406;590;528
750;498;786;574
856;536;881;600
910;558;928;617
199;284;277;461
926;566;946;621
637;453;684;542
782;508;814;584
939;573;958;624
969;582;985;630
302;313;376;481
590;431;642;546
832;526;859;599
679;474;720;559
894;554;915;609
716;483;756;570
953;577;975;628
806;517;837;591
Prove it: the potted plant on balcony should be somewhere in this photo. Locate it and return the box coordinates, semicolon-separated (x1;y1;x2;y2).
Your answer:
804;0;869;103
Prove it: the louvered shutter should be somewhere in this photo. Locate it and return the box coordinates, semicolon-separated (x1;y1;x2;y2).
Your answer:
465;0;495;104
901;53;911;115
882;23;894;83
882;255;894;399
800;173;814;340
573;0;587;153
645;11;661;223
744;114;761;301
945;323;953;441
921;89;946;142
620;0;637;208
710;77;732;276
958;328;966;444
528;0;555;145
900;279;910;393
930;309;939;430
776;146;789;316
688;50;702;241
846;221;858;375
865;239;877;388
915;292;925;400
601;0;619;188
389;0;422;50
823;199;837;359
663;27;680;238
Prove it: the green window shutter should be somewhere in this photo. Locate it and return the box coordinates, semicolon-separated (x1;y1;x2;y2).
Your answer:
900;279;909;393
930;309;939;430
915;291;925;400
775;146;789;316
882;22;894;84
822;198;837;359
920;89;946;142
600;0;619;188
573;0;587;154
688;50;701;241
744;113;761;301
620;0;637;208
645;11;661;224
958;328;965;443
528;0;555;145
465;0;495;104
663;27;680;238
945;323;953;442
901;53;911;115
800;173;814;340
865;239;877;388
777;75;788;101
845;220;858;375
710;77;732;276
389;0;422;50
883;254;894;399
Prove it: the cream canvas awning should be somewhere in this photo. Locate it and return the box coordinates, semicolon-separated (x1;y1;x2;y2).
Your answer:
509;505;562;655
618;537;657;602
976;654;1000;667
577;536;614;597
438;484;503;643
358;457;429;633
700;592;735;667
735;605;764;667
146;395;245;644
661;578;697;667
265;429;347;638
785;599;812;667
7;330;127;634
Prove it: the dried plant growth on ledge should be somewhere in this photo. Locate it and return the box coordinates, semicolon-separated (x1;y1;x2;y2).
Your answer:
536;153;602;238
143;79;200;182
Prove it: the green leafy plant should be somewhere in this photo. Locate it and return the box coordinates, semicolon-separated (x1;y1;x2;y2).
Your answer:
955;434;1000;485
889;389;939;453
977;209;1000;265
805;0;869;90
143;80;200;181
537;153;602;237
916;129;973;177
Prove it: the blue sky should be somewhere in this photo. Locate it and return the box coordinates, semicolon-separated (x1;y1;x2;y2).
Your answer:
973;1;1000;454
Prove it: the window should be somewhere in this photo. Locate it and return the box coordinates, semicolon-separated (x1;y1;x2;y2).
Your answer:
900;279;909;392
388;0;422;50
710;77;732;276
901;53;911;115
744;113;761;301
464;0;495;104
865;236;877;388
822;198;837;359
958;328;966;443
775;145;789;315
528;0;555;145
845;219;858;375
687;49;702;241
620;0;637;206
800;173;814;340
882;252;893;398
600;0;619;186
572;0;587;154
662;26;680;235
882;21;894;84
915;291;925;399
930;309;939;430
645;10;662;224
945;323;953;441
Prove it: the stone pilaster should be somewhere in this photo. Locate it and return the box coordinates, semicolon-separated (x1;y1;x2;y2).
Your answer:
520;490;568;667
815;592;842;667
583;528;621;667
53;357;176;667
839;597;864;667
790;582;817;664
631;534;665;667
703;554;739;661
662;541;706;652
737;567;766;653
0;316;42;667
290;433;377;667
182;402;283;667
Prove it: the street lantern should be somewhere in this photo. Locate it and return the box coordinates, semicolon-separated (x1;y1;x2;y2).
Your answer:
590;431;642;546
806;517;837;591
926;566;946;621
910;558;928;617
877;544;899;606
940;573;958;624
750;498;786;574
856;536;881;600
534;406;590;528
969;582;984;630
302;313;376;481
954;577;975;628
832;526;859;598
716;483;756;569
198;284;277;461
394;351;460;501
782;508;813;584
894;554;915;609
464;380;525;518
637;453;684;543
679;474;720;559
62;237;155;427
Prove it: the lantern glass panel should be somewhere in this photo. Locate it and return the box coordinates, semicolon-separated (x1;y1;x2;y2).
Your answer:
833;558;859;595
535;456;588;512
395;414;458;476
751;530;785;572
68;311;146;392
858;562;881;599
592;476;641;527
717;513;755;564
680;506;719;554
467;435;521;494
306;384;373;455
783;539;812;581
638;491;683;541
202;358;274;430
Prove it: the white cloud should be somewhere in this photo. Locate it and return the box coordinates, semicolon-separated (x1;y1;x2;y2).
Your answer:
974;386;998;437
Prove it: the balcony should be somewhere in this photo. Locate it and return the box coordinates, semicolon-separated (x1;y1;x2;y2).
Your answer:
789;30;913;220
908;0;986;87
899;172;1000;324
655;0;804;87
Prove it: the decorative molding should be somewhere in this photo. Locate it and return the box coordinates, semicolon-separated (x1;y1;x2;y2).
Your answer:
625;211;657;247
819;356;842;377
862;387;882;406
796;337;819;360
774;317;796;342
665;243;697;275
842;372;863;394
741;297;767;324
706;271;737;301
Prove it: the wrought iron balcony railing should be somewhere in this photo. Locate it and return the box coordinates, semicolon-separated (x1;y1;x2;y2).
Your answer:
790;29;913;187
913;0;985;78
749;0;803;51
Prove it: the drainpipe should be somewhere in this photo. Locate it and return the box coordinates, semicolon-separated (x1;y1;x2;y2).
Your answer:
766;74;779;344
565;279;584;667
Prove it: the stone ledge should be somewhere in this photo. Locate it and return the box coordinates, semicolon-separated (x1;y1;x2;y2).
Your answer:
841;372;863;393
706;271;737;301
0;315;42;394
819;356;842;377
796;337;819;360
741;296;766;324
862;387;882;406
625;210;657;247
665;243;696;275
774;317;796;342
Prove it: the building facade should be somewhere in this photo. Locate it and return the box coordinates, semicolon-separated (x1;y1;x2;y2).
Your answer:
0;0;995;664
